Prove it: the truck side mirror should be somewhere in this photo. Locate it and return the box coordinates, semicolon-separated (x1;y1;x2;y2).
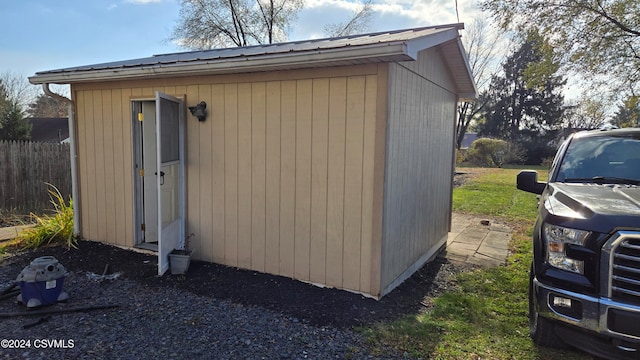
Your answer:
517;170;546;195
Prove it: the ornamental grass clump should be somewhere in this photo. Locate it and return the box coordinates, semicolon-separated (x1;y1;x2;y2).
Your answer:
18;184;76;250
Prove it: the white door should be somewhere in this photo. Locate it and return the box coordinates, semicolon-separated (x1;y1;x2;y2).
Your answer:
156;92;185;275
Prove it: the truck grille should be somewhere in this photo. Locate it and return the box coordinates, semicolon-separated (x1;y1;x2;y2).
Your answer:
611;237;640;305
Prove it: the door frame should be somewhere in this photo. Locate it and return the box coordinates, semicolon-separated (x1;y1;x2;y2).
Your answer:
131;93;186;275
132;99;150;248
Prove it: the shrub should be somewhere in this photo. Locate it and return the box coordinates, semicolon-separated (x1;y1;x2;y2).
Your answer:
541;156;554;169
456;149;467;164
466;138;526;167
18;184;76;250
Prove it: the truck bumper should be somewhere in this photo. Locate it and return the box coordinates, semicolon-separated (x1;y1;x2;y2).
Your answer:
534;277;640;359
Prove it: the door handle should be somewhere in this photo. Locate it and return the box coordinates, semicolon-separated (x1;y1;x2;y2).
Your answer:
155;171;165;185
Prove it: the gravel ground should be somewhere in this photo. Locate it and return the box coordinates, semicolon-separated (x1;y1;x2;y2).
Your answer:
0;242;472;360
0;174;477;359
0;266;385;359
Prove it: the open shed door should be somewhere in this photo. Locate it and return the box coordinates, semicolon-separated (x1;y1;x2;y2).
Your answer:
156;92;185;275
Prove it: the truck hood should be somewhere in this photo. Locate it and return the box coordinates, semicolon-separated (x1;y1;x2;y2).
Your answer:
546;183;640;218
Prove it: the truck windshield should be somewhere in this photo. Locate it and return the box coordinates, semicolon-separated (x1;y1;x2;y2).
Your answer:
557;133;640;184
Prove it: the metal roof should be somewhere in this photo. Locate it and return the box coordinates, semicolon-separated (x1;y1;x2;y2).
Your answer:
29;24;476;99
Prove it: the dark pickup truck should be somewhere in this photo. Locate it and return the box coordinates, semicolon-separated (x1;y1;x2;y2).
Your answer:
517;128;640;359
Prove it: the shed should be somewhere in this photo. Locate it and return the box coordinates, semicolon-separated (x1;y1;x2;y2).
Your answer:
29;24;477;298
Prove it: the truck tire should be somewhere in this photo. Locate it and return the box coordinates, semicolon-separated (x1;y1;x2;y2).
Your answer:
529;265;566;348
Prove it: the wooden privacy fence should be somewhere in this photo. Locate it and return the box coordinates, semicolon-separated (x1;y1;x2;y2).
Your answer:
0;140;72;213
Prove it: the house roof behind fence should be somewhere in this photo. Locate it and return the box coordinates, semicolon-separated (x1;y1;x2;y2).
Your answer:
28;117;69;143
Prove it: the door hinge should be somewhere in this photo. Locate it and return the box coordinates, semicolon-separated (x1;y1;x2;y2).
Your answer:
141;223;146;231
138;113;144;122
140;169;144;177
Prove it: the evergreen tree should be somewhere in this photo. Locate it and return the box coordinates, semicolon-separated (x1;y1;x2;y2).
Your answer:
0;80;31;141
482;0;640;96
0;80;8;109
612;96;640;128
478;31;565;164
0;99;31;141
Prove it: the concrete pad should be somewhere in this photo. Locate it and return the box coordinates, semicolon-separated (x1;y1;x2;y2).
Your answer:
477;244;510;260
454;228;489;244
445;212;513;268
447;232;462;244
483;231;511;250
489;223;512;233
440;252;469;264
447;241;479;254
0;225;32;241
468;253;505;267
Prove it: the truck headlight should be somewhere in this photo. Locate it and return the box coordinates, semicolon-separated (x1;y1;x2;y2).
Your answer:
543;224;590;274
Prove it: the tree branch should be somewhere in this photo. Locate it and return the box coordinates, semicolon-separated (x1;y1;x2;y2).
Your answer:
589;0;640;36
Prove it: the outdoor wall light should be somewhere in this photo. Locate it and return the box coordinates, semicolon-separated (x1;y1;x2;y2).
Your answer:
188;101;207;122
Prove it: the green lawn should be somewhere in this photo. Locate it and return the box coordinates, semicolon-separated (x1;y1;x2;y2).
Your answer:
453;168;542;222
362;167;588;359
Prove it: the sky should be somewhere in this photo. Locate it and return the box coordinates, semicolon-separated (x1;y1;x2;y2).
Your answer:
0;0;483;82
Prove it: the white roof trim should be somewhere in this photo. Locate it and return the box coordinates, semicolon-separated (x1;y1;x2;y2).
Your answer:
453;38;478;100
404;28;459;58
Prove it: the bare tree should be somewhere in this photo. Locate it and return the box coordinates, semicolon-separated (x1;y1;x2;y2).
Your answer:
563;98;609;130
0;73;34;141
323;0;373;37
27;93;68;118
481;0;640;97
170;0;303;49
456;19;503;149
0;72;39;109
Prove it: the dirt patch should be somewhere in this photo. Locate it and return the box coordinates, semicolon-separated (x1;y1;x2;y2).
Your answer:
453;170;482;188
1;240;477;329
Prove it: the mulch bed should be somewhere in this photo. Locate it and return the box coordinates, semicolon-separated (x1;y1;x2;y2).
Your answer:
0;171;479;329
1;240;474;329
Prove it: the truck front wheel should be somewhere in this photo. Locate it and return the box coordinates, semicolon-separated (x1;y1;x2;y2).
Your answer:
529;264;566;348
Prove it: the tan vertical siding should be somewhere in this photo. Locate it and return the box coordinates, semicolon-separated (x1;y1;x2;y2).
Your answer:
343;76;366;290
75;90;90;241
84;91;98;241
73;87;136;247
211;84;226;264
251;82;267;272
326;77;346;287
294;79;312;281
185;85;201;256
93;91;107;243
380;49;457;295
309;79;329;285
237;83;253;269
264;81;281;275
369;65;388;297
101;90;116;246
72;65;382;295
224;83;239;266
111;89;125;247
121;89;134;247
361;73;382;296
198;84;214;262
279;81;296;277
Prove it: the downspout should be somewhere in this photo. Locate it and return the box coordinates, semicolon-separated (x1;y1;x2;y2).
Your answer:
42;84;80;238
